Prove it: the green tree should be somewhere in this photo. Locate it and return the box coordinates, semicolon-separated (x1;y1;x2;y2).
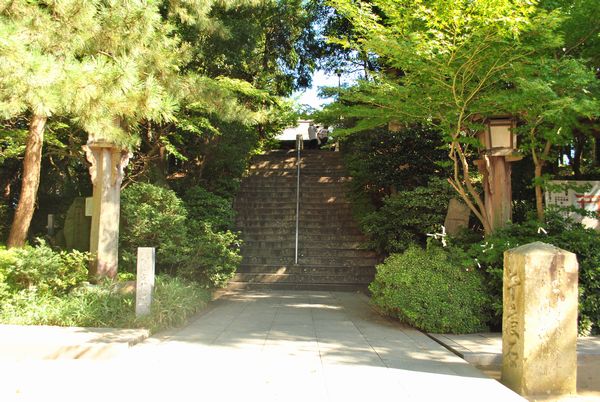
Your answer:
0;0;99;247
321;0;598;233
502;57;599;220
0;0;226;247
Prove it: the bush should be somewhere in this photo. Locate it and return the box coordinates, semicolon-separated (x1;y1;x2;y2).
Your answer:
120;182;241;288
0;275;210;334
0;241;89;296
342;126;449;202
370;245;489;334
183;185;235;231
178;221;241;288
458;212;600;335
361;177;455;254
0;202;10;242
120;183;189;272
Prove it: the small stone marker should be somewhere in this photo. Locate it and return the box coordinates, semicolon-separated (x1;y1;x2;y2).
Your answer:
443;198;470;235
135;247;156;317
502;242;579;397
47;214;55;236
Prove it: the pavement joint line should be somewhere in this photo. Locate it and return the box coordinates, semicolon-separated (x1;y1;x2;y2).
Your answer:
424;332;468;360
261;292;283;351
334;292;388;369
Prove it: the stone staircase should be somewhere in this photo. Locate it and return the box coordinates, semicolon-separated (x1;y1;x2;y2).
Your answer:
231;149;379;291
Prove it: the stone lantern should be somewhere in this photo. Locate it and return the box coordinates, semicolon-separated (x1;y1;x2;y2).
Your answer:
476;117;522;232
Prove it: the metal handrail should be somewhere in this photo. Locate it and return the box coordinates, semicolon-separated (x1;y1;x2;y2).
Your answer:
295;134;302;265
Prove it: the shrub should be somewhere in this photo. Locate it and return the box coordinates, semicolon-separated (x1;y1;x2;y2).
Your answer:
370;245;489;334
0;241;89;296
178;221;241;288
459;212;600;335
361;177;455;254
120;183;189;272
342;125;449;202
183;185;235;231
0;202;10;242
0;275;211;334
120;182;241;288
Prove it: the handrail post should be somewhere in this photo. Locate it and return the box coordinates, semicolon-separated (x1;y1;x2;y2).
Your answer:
295;134;302;265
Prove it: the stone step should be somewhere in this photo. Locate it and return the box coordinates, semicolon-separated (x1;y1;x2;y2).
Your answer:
239;183;350;192
237;264;375;275
237;190;348;198
240;240;367;249
234;200;352;209
241;176;353;184
233;272;374;284
238;233;367;242
248;162;347;170
237;226;363;236
226;281;369;292
237;221;360;230
241;255;380;266
240;248;378;258
235;207;354;216
236;214;358;223
244;169;348;180
243;171;297;178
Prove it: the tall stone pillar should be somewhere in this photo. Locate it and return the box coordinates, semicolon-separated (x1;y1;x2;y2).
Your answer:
84;142;131;281
502;242;579;397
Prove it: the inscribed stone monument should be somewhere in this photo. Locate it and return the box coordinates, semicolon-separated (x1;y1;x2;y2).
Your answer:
136;247;156;317
502;242;578;396
444;198;470;235
63;197;91;251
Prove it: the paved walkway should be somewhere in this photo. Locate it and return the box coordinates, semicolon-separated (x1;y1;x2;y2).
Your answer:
3;290;524;401
428;332;600;401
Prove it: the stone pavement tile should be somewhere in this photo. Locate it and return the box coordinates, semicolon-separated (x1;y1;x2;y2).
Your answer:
268;327;316;340
264;338;319;352
322;364;407;402
393;368;524;402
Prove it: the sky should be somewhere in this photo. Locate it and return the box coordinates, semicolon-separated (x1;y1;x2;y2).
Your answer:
290;70;345;110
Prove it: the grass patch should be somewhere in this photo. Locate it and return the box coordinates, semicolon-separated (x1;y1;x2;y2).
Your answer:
0;275;211;334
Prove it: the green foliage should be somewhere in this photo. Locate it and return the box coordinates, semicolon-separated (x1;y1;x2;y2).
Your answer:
455;212;600;335
342;125;449;202
178;221;241;288
370;245;489;334
120;182;240;287
120;183;189;272
322;0;599;233
0;275;210;334
361;177;455;254
0;202;10;242
183;185;235;231
0;241;89;296
191;0;324;96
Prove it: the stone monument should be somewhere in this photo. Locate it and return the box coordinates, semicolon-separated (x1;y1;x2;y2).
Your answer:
502;242;579;396
135;247;155;317
63;197;91;251
444;198;470;235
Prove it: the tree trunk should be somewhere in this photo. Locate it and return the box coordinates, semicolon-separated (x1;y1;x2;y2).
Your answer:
594;133;600;167
572;130;584;178
534;164;544;222
7;115;47;248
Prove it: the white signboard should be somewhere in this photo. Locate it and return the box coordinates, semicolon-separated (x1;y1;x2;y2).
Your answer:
545;180;600;230
85;197;93;217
